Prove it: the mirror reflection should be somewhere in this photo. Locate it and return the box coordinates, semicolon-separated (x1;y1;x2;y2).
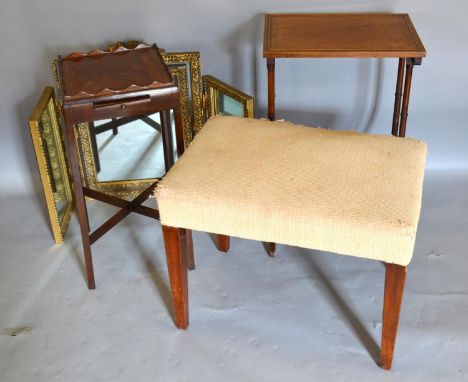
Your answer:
89;112;178;183
216;93;244;117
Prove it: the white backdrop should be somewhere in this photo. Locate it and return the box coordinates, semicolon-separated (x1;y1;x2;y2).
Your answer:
0;0;467;194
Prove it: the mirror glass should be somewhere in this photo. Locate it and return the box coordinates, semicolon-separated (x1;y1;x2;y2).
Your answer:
91;112;178;182
217;93;244;117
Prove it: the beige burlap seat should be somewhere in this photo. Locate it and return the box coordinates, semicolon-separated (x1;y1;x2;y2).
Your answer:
156;115;427;370
157;115;427;266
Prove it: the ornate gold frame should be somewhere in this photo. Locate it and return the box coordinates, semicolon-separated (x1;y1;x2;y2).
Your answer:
73;63;193;200
29;87;74;243
202;75;254;119
53;44;254;202
161;51;204;134
70;51;200;200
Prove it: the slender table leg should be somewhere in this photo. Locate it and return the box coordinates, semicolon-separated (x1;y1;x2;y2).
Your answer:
266;57;277;257
160;111;174;172
173;102;185;158
381;263;407;370
398;58;422;138
391;58;405;136
398;60;414;138
64;116;95;289
267;58;275;121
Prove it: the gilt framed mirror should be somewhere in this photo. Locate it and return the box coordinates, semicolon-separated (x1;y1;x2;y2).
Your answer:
29;87;73;243
60;50;201;200
202;75;254;119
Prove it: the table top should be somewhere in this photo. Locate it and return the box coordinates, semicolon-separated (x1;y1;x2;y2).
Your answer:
58;44;175;103
263;13;426;59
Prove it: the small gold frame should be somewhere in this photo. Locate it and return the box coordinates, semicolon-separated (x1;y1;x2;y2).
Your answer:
29;87;74;243
202;75;254;119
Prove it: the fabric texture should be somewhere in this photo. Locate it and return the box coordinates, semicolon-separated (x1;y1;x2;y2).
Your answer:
156;116;427;266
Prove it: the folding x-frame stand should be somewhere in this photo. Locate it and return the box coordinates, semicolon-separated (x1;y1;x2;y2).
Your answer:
57;43;194;289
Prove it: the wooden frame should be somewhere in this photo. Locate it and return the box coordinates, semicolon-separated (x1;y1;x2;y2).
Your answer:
202;75;254;120
29;87;74;243
162;224;408;369
57;44;191;289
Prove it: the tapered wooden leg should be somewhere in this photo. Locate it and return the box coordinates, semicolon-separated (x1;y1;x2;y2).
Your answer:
267;58;275;121
391;58;405;136
162;225;189;329
217;234;230;253
381;263;407;370
65;117;95;289
267;242;276;257
180;228;195;270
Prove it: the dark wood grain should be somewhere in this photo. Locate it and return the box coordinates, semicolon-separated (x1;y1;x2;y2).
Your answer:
381;263;407;370
162;225;189;329
59;44;174;101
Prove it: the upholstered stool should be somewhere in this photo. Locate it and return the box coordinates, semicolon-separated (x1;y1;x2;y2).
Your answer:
156;116;427;369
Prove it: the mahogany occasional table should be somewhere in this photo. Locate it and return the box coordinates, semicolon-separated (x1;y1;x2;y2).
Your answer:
263;13;426;255
57;44;193;289
264;13;426;135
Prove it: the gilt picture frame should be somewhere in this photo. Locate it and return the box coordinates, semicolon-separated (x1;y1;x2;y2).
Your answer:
66;51;200;200
202;75;254;119
29;87;74;243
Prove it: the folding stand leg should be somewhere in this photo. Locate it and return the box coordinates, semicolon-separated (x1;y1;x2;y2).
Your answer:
162;225;189;329
381;263;407;370
64;116;95;289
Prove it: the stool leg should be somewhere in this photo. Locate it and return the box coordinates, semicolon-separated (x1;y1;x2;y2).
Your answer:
266;242;276;257
162;225;189;329
217;234;230;253
180;228;195;270
381;263;407;370
64;117;95;289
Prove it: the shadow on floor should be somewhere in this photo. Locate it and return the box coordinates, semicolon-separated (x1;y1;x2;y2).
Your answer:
292;247;381;365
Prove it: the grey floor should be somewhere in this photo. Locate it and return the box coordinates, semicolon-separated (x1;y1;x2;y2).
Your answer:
0;170;467;382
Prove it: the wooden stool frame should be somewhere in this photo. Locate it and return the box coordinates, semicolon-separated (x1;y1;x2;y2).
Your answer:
161;225;407;370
